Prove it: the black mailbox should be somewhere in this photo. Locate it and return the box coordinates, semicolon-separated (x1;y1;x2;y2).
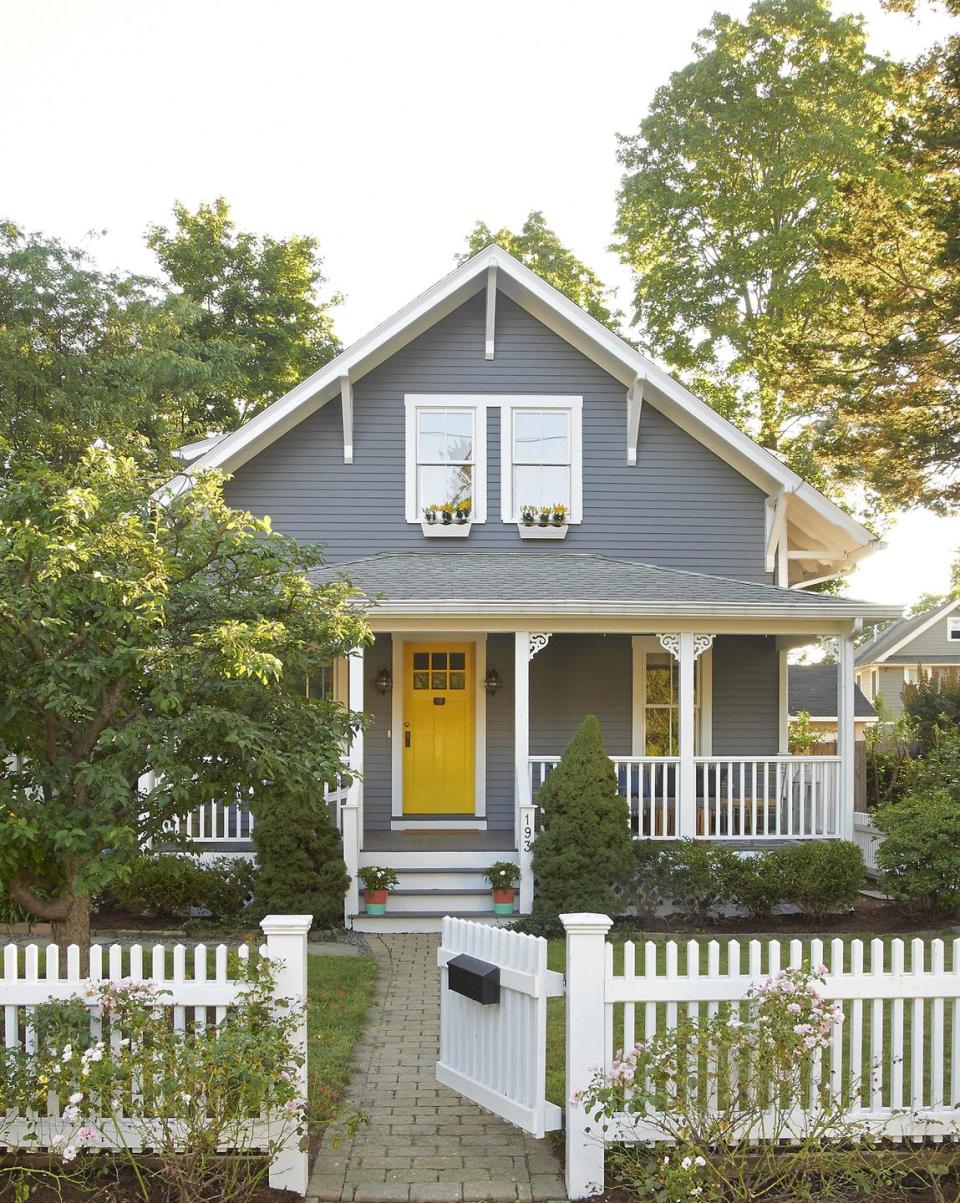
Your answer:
447;954;500;1005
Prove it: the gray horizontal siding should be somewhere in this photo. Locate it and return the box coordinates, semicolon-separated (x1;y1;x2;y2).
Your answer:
485;634;515;830
877;666;907;715
530;635;633;757
225;292;770;580
895;615;960;660
362;634;393;831
711;636;779;755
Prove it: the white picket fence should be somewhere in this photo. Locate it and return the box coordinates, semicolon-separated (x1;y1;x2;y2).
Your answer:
562;915;960;1198
0;915;312;1195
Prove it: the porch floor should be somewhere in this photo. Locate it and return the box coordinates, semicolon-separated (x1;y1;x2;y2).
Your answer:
363;830;516;853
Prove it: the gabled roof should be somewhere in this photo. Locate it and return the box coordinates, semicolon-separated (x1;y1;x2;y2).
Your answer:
307;551;902;620
161;245;880;583
788;664;876;720
854;596;960;667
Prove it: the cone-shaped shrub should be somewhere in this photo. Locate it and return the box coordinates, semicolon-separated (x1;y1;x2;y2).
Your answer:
252;786;349;928
530;715;634;934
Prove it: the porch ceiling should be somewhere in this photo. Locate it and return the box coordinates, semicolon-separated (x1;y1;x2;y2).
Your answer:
308;552;902;623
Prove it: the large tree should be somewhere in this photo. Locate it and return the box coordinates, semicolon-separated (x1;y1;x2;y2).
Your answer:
0;449;368;952
814;0;960;511
614;0;898;486
459;210;623;332
148;198;341;430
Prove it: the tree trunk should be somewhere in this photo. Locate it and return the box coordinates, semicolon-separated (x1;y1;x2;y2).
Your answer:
52;893;92;965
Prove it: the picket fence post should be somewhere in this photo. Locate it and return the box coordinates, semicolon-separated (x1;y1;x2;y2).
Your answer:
261;914;312;1195
562;912;613;1200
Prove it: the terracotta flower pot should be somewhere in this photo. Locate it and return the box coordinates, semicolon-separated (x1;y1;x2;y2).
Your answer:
365;888;388;916
492;887;516;916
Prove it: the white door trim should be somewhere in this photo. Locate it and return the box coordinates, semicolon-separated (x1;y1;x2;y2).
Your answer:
390;633;486;819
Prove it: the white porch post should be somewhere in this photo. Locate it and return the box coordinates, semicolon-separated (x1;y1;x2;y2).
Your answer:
778;648;790;754
342;647;364;922
515;631;534;913
677;632;697;838
837;631;856;840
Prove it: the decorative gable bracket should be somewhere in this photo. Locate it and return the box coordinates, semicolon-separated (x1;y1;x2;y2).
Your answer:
340;373;353;464
627;373;644;465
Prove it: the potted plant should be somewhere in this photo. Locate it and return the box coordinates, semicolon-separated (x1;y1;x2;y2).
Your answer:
423;504;438;525
455;499;471;525
538;505;551;528
552;503;568;528
520;504;536;527
358;866;399;916
483;861;520;915
439;502;454;525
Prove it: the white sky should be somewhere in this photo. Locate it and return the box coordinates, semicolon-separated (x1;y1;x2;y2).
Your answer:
3;0;958;607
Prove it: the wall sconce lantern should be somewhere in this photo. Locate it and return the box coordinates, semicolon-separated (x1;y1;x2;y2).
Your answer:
375;668;393;695
483;668;502;696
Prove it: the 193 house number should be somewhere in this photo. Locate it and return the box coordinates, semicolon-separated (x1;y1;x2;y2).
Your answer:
522;822;534;852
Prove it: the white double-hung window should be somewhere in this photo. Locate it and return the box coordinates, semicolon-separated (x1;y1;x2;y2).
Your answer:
404;397;487;522
500;396;582;523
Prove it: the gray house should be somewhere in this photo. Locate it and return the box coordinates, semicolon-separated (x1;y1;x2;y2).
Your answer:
788;664;876;741
855;597;960;718
167;246;900;931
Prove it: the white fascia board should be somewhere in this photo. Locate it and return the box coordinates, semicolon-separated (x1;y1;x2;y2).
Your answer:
355;598;904;620
157;243;879;559
871;597;960;663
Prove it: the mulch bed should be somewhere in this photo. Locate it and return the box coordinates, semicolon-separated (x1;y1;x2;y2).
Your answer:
0;1158;299;1201
615;893;957;937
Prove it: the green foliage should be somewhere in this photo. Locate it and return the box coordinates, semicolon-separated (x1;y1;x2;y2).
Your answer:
657;840;742;923
483;861;520;891
625;839;669;920
357;866;399;893
776;840;866;919
459;211;623;332
105;854;256;924
787;710;818;754
0;449;369;947
902;671;960;755
530;716;635;934
874;787;960;916
614;0;900;496
147;197;341;430
252;787;350;928
726;850;788;923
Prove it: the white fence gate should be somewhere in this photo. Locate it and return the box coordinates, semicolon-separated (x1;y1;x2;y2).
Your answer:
0;915;311;1195
436;917;563;1137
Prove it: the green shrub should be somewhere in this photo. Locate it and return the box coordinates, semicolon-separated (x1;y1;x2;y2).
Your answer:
252;786;348;928
874;788;960;916
777;840;865;919
726;850;786;923
106;854;256;923
903;673;960;755
625;840;669;920
530;715;635;934
913;727;960;795
658;840;741;923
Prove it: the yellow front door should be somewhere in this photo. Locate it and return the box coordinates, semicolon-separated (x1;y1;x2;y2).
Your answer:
403;643;475;814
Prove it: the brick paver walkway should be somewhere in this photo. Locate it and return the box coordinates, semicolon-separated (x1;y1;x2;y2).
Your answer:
307;934;567;1203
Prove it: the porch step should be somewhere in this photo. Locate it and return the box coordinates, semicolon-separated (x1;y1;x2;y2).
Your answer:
351;911;515;934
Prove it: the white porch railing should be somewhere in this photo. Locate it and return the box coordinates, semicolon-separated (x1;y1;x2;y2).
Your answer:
529;754;842;840
530;756;680;839
696;755;840;839
162;777;349;846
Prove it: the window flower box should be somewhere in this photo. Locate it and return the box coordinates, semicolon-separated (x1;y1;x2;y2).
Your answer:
517;522;568;540
422;521;473;537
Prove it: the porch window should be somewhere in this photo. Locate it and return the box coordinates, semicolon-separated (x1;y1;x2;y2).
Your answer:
642;652;703;755
500;398;583;523
403;397;488;522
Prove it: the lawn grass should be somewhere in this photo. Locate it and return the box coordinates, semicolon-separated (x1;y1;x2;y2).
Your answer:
306;953;378;1125
545;929;960;1107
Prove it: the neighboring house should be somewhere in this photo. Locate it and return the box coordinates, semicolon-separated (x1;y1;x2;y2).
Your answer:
788;664;876;741
165;246;901;931
855;597;960;719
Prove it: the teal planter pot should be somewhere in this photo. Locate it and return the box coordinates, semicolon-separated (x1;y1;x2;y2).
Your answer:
493;900;515;916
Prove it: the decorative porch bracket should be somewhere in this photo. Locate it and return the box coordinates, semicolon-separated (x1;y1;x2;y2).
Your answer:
656;633;714;837
529;632;552;659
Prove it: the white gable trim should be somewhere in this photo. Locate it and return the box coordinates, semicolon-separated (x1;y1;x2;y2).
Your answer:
868;597;960;664
158;245;877;571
